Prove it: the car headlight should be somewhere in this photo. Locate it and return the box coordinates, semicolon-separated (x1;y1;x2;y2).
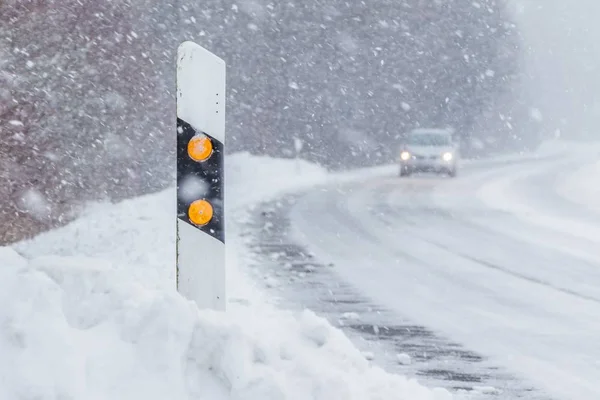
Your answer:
400;151;411;161
442;152;453;161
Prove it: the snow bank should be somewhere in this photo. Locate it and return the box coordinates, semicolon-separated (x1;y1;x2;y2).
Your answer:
476;141;600;225
0;248;451;400
4;152;456;400
227;151;330;204
457;138;579;167
556;158;600;212
474;141;600;265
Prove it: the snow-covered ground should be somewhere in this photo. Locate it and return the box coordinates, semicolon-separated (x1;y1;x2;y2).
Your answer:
555;158;600;212
2;152;463;400
0;140;590;400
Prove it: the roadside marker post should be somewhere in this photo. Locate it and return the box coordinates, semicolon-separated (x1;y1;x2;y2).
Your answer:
176;41;226;311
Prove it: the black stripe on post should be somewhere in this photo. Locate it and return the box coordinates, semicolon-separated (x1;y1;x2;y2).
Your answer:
177;117;224;243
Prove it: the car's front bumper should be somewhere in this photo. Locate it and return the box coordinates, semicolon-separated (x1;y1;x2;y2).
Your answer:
400;156;456;172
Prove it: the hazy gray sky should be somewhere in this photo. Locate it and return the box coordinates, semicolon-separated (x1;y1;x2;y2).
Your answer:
509;0;600;138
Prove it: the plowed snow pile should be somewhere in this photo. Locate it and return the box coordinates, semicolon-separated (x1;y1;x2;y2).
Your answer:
2;153;454;400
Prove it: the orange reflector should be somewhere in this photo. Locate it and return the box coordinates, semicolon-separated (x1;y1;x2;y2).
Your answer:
188;199;214;226
187;135;213;162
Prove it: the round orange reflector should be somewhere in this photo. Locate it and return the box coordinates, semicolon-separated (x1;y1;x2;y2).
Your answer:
188;199;214;226
187;135;213;162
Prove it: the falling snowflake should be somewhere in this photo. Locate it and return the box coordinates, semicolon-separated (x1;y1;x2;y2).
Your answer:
530;108;544;122
18;188;51;220
178;175;210;203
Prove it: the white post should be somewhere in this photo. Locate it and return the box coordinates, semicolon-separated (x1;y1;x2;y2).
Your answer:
176;41;226;311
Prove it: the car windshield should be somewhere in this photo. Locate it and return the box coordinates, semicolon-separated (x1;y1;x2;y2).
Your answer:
407;132;451;146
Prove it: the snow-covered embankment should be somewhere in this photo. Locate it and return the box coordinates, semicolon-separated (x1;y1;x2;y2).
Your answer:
1;152;453;400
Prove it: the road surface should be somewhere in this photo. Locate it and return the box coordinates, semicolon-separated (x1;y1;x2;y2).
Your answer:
286;155;600;400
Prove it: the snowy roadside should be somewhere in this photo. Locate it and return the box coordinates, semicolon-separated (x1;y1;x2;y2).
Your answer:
476;141;600;244
0;140;580;400
228;138;576;197
555;158;600;212
2;152;461;400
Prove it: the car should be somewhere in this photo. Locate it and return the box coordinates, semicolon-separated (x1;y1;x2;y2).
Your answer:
398;128;459;177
